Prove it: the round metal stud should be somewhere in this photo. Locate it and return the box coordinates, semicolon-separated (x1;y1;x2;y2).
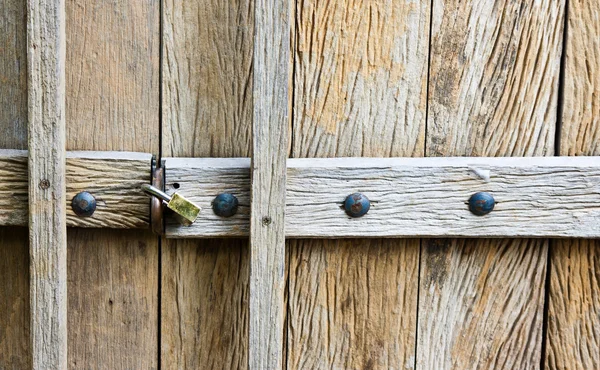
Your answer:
344;192;370;218
468;192;495;216
212;193;239;217
71;191;96;217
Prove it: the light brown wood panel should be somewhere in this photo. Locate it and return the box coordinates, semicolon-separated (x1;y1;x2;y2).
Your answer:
67;229;158;369
0;0;30;367
420;0;564;368
65;0;159;367
287;239;419;369
547;240;600;369
0;0;27;149
288;0;429;367
548;2;600;367
161;0;254;366
66;0;159;151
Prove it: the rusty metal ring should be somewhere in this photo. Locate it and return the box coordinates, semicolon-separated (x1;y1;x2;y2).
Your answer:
150;158;165;235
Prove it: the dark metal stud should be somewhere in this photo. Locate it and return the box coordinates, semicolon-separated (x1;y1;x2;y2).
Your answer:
468;192;495;216
71;191;96;217
344;192;370;218
212;193;239;218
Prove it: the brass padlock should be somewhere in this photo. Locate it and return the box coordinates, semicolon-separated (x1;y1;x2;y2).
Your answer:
141;184;201;226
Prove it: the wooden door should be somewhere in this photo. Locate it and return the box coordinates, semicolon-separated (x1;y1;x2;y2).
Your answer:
1;0;599;369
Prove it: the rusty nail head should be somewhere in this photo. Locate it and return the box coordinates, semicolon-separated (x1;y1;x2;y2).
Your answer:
468;192;495;216
344;192;370;218
72;191;96;217
212;193;239;217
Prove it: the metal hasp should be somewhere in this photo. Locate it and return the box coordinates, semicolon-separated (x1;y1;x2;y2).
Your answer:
468;192;495;216
141;184;201;226
344;192;370;218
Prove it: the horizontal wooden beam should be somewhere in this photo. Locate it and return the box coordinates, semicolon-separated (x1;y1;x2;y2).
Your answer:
0;149;152;228
165;156;600;238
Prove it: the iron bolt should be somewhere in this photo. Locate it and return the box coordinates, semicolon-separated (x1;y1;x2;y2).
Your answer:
212;193;239;218
468;192;495;216
344;192;370;218
71;191;96;217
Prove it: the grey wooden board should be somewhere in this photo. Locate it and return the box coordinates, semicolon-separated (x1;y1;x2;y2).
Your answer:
0;150;152;228
165;156;600;238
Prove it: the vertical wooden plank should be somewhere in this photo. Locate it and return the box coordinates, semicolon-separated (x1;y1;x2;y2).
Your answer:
288;0;429;368
27;0;67;367
249;0;289;366
420;0;564;368
547;2;600;368
65;0;159;367
0;0;30;367
161;0;253;367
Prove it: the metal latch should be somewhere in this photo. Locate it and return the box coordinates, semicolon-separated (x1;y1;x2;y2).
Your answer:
141;184;201;227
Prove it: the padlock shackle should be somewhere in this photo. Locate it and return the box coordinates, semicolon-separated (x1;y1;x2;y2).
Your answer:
141;184;172;203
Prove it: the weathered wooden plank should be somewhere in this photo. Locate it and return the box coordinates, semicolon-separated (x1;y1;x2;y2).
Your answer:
65;0;159;367
288;0;428;366
161;0;253;365
0;1;29;366
0;150;152;228
249;0;289;366
164;156;600;238
420;0;564;368
547;1;600;367
27;0;67;366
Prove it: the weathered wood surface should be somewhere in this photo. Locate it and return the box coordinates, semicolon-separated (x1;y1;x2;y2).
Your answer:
165;156;600;238
0;0;27;149
547;1;600;368
65;0;159;367
0;1;30;367
161;0;253;366
27;0;68;367
288;0;428;366
249;0;289;366
419;0;564;368
0;150;152;228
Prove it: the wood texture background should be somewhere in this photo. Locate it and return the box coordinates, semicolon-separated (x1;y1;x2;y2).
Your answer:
287;0;429;367
419;0;564;369
161;0;253;367
65;0;159;368
547;0;600;368
0;1;29;366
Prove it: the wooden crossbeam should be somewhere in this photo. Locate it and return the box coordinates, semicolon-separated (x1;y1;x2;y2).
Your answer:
165;156;600;239
0;150;152;228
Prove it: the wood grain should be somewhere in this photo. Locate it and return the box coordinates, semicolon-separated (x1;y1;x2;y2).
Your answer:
420;0;564;368
249;0;290;366
65;0;159;367
0;1;29;367
292;0;429;158
165;156;600;239
0;150;152;228
548;1;600;367
161;0;254;366
27;0;68;366
288;0;429;367
559;0;600;156
0;0;27;149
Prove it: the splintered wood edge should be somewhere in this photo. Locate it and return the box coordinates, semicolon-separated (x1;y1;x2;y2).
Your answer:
0;149;152;228
165;156;600;238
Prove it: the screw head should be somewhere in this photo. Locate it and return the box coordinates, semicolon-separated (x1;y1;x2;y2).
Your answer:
468;192;495;216
212;193;239;217
344;193;370;218
71;191;96;217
